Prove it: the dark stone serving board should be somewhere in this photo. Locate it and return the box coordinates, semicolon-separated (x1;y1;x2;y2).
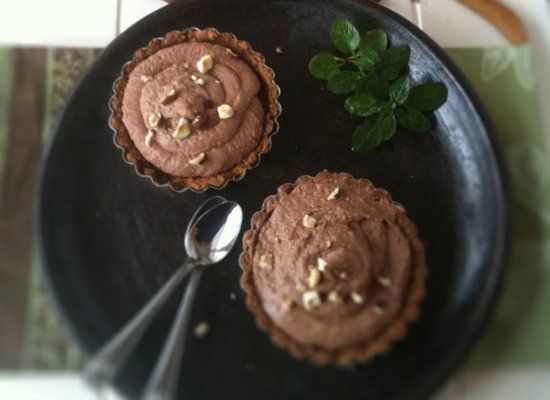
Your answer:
37;1;508;399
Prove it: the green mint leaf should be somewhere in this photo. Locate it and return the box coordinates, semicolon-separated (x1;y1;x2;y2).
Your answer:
352;112;397;151
396;107;432;132
389;76;411;105
308;52;341;80
344;93;380;117
379;47;410;80
379;65;400;81
327;71;360;94
356;72;390;100
355;49;380;71
381;46;410;69
360;29;388;55
331;19;361;54
405;82;448;112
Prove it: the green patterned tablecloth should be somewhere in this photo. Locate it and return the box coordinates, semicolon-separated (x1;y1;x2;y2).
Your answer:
0;45;548;373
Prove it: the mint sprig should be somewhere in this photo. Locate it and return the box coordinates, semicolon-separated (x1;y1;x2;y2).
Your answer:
308;19;448;151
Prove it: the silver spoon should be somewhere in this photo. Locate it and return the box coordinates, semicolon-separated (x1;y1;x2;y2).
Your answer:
85;196;229;388
141;201;243;400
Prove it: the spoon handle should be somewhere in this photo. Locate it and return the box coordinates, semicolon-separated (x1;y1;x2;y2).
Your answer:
141;268;204;400
85;258;197;387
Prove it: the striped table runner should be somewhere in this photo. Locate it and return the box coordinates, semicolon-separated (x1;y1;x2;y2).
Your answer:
0;45;548;380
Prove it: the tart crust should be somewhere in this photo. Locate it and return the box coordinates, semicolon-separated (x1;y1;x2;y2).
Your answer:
110;28;281;191
240;171;427;366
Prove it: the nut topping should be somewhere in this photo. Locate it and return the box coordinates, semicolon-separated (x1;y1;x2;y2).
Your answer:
302;290;321;310
327;187;340;200
377;276;391;288
217;104;234;119
301;214;317;229
195;78;205;85
328;291;341;304
295;282;306;292
140;75;152;83
373;305;385;314
172;118;191;139
258;254;273;270
148;113;161;128
225;48;238;57
308;268;321;288
197;54;213;73
317;258;328;272
161;89;177;105
281;299;293;312
351;292;364;304
188;152;205;165
194;322;209;337
144;130;155;147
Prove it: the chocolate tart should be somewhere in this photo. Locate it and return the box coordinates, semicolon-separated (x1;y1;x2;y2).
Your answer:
110;28;281;191
240;171;427;365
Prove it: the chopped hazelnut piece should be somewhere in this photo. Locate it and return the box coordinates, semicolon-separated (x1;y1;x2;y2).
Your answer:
225;48;238;57
339;272;347;280
190;74;198;81
281;299;293;311
328;291;341;304
351;292;364;304
195;78;205;85
326;240;332;248
301;214;317;229
140;75;152;83
188;152;205;165
308;268;321;288
302;290;321;310
148;113;161;127
258;254;273;270
327;187;340;201
217;104;234;119
194;321;209;337
373;305;385;314
161;89;177;105
144;130;155;147
197;54;213;73
317;258;328;272
172;118;191;139
295;282;306;292
377;276;391;288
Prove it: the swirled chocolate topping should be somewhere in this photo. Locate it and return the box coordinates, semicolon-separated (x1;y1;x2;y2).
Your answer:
248;171;421;350
122;42;264;177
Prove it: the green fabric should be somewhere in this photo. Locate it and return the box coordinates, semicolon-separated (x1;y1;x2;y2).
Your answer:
1;45;548;371
0;49;14;183
42;49;98;140
19;48;99;370
446;46;550;364
20;257;81;370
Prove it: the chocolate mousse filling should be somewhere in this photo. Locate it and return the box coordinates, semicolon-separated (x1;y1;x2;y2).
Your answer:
122;42;264;177
241;171;427;365
110;29;281;191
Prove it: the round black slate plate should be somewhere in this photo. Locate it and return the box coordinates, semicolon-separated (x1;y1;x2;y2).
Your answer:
37;0;508;399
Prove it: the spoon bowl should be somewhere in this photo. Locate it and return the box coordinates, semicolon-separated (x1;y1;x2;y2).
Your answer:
188;201;243;264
